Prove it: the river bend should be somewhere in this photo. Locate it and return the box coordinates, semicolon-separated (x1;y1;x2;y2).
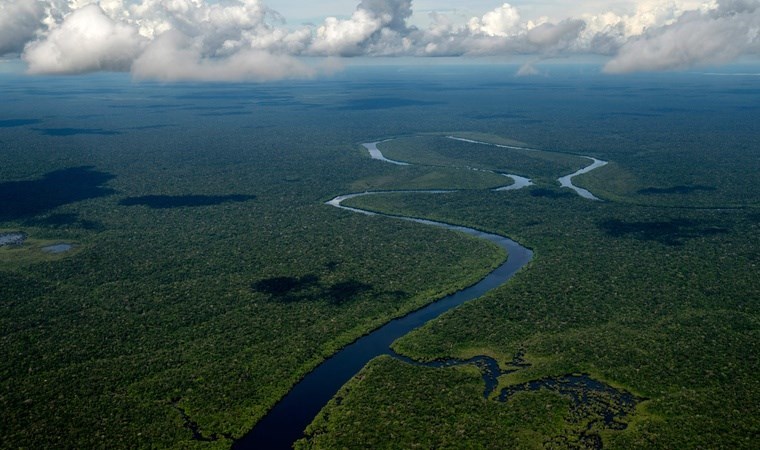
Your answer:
232;143;534;449
442;136;607;199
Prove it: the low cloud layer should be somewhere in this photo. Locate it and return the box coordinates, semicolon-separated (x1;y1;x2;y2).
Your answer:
130;29;316;81
605;1;760;73
0;0;758;80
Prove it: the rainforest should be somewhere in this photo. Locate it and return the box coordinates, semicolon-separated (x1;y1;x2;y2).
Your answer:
1;64;758;449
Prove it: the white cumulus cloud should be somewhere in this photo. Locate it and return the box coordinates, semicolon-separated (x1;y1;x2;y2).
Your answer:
0;0;757;80
310;10;384;55
468;3;520;37
23;4;145;74
308;0;414;55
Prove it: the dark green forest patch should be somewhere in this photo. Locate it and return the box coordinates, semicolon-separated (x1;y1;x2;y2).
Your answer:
23;213;103;231
530;187;577;199
638;185;716;195
598;218;729;246
337;98;443;111
252;274;397;306
34;128;121;136
120;194;256;209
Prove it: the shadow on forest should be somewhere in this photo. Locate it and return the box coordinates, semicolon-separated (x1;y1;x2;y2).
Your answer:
598;218;728;246
24;213;103;231
120;194;256;209
605;111;660;118
336;98;442;111
0;166;115;222
530;188;576;199
253;275;321;296
465;112;525;120
124;124;173;131
34;128;121;136
0;119;42;128
252;274;400;305
198;111;251;117
638;185;716;195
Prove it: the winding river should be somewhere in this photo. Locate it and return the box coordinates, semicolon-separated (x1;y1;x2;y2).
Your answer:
496;174;534;191
443;135;607;199
232;142;534;449
558;157;609;200
362;141;410;166
445;135;539;152
367;137;537;192
233;137;613;449
234;193;533;449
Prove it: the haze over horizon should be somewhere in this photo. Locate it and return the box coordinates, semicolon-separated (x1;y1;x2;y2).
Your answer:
1;0;759;80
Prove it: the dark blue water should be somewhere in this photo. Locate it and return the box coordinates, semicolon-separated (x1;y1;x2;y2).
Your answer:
233;206;533;449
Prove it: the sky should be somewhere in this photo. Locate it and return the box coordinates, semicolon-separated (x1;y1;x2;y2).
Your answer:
266;1;623;26
0;0;758;81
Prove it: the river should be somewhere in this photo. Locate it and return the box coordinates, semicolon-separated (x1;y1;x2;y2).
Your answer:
232;143;534;449
558;157;609;201
443;136;607;199
234;136;611;448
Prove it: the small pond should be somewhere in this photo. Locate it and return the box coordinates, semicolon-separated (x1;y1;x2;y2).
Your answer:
42;243;74;254
0;232;27;246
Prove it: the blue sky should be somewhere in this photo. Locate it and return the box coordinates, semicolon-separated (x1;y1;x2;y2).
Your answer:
266;1;682;26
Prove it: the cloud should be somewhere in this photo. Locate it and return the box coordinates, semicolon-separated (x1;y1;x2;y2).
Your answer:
468;3;521;37
3;0;759;80
310;10;384;55
604;1;760;73
409;7;585;57
516;60;541;76
358;0;413;31
527;19;586;48
131;29;315;81
0;0;46;56
308;0;414;56
23;4;145;74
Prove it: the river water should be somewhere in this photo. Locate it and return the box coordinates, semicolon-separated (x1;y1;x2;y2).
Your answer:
233;144;534;449
234;136;609;448
558;157;609;201
443;136;607;199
